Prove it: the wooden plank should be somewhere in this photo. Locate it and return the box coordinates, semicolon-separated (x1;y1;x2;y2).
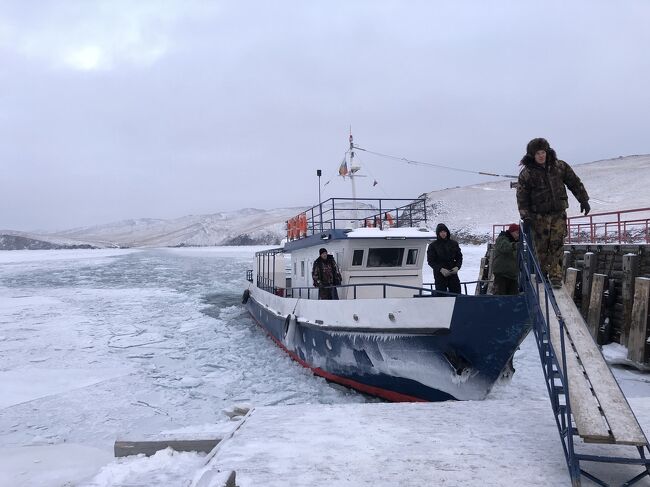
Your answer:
627;277;650;365
554;286;647;445
114;438;221;457
622;253;640;346
475;256;487;295
587;273;607;340
538;285;611;442
565;267;579;300
486;248;496;295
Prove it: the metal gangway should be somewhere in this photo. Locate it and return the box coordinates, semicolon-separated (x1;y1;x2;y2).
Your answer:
520;229;650;486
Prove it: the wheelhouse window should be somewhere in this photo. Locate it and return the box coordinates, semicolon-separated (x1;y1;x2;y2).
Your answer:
352;249;364;266
301;261;305;277
367;248;404;267
406;249;418;265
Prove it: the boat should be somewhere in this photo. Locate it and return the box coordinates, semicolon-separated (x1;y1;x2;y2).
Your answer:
242;141;531;402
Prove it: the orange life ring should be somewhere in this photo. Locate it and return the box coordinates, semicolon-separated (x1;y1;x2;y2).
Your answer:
385;212;395;227
365;218;374;228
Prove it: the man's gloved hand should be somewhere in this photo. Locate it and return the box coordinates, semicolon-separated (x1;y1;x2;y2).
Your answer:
440;268;451;277
313;281;320;288
580;201;591;215
450;267;459;275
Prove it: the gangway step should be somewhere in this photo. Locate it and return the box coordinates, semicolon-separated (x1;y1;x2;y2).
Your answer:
539;283;647;445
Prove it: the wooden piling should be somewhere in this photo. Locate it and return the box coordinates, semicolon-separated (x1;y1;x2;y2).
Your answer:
562;251;573;280
627;277;650;365
622;253;640;346
565;267;580;300
587;273;607;341
581;252;597;316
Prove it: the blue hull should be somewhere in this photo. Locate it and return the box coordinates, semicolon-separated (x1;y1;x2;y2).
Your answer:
245;292;531;402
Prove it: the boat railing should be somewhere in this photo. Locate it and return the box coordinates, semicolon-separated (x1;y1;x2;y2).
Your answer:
253;279;490;300
286;197;428;241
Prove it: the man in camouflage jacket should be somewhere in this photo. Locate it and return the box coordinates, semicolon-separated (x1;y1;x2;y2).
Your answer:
516;138;590;288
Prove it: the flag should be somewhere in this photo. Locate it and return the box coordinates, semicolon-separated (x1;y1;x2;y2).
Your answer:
338;158;348;177
373;179;378;187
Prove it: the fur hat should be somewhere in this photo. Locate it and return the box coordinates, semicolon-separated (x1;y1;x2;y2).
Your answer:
526;138;550;156
319;248;328;255
508;223;520;233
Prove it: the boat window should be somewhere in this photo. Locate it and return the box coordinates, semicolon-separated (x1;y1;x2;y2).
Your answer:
301;261;305;277
352;249;364;266
293;262;297;275
406;249;418;265
367;248;404;267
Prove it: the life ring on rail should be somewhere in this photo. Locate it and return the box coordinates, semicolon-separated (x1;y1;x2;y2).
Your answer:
385;212;395;227
364;218;374;228
242;289;250;304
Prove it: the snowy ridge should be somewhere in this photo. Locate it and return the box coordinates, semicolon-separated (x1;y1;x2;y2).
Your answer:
2;154;648;249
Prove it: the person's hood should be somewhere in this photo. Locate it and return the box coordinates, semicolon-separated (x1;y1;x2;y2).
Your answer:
435;223;451;239
520;148;558;168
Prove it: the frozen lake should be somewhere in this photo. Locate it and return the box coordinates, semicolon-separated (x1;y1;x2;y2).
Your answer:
0;247;371;453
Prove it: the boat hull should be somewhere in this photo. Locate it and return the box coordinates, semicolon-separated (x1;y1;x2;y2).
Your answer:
244;287;531;402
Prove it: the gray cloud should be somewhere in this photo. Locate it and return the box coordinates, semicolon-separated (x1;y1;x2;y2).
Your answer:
1;0;649;231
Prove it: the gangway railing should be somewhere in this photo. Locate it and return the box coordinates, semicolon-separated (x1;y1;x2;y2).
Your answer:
520;228;650;486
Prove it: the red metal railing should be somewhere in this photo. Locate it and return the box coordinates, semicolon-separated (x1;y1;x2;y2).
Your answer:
492;207;650;244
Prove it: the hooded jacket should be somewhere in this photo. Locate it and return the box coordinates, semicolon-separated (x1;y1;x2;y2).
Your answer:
427;223;463;272
493;230;518;280
516;149;589;220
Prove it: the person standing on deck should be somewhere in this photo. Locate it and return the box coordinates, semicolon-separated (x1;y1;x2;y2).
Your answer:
312;248;342;300
492;223;520;295
427;223;463;294
516;138;590;289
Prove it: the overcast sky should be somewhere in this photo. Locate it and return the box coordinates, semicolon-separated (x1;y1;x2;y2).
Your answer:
1;1;649;231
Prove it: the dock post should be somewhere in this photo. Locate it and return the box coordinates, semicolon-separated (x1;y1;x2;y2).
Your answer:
565;267;580;301
587;273;607;341
581;252;597;316
627;277;650;365
562;250;572;280
622;253;640;346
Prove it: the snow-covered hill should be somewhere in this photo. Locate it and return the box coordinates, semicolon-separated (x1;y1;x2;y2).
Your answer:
1;155;648;249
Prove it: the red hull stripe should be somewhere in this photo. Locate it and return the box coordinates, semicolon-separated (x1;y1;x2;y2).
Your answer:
248;308;427;403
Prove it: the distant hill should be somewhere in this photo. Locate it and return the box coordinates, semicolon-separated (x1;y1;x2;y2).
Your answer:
1;155;648;249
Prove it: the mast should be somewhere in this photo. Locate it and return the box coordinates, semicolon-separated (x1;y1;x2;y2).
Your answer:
349;131;357;203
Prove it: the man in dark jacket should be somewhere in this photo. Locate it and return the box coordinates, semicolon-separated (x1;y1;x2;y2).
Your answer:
312;248;342;300
516;138;590;289
493;223;520;295
427;223;463;294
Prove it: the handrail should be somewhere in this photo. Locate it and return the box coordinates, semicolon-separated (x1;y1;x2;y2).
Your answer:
253;279;490;300
493;206;650;244
519;227;578;481
286;197;428;241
